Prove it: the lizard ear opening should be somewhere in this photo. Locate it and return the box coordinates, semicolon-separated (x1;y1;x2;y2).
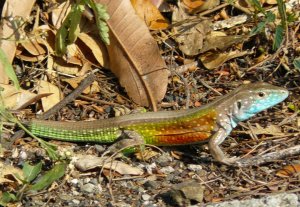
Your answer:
237;101;242;109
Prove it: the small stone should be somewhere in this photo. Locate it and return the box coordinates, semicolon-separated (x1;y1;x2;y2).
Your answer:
144;163;157;174
142;194;151;201
70;179;78;185
156;153;172;167
81;183;97;193
72;191;80;196
187;164;202;172
19;151;28;160
72;199;80;205
90;178;98;185
143;180;159;190
159;181;205;206
160;166;175;174
95;145;106;153
83;178;91;183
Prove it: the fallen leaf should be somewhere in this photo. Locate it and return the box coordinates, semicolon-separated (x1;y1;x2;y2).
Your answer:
182;0;205;13
16;53;45;62
251;123;285;136
78;32;109;67
0;0;36;84
0;161;24;184
0;84;40;109
62;76;100;94
276;164;300;177
200;32;248;53
51;0;71;29
20;37;46;56
265;0;278;4
37;80;61;112
96;0;169;108
200;50;249;70
131;0;169;30
65;43;84;65
53;58;80;75
182;0;220;13
135;148;160;161
172;4;211;56
75;155;144;175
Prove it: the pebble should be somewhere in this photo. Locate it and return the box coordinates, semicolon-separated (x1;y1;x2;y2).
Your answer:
159;181;205;206
72;199;80;205
19;150;28;160
187;164;202;172
143;180;159;190
81;183;97;193
144;163;157;174
70;179;78;185
95;145;106;153
83;177;91;183
156;153;172;167
160;166;175;174
142;194;151;201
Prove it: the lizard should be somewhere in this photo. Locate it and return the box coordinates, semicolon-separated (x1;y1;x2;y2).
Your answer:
27;82;289;164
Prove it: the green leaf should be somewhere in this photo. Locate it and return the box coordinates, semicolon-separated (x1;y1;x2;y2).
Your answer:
273;25;284;50
0;48;20;90
293;57;300;70
265;11;275;23
277;0;286;27
86;0;110;45
288;103;300;113
250;21;266;35
22;162;42;183
0;192;17;206
250;0;265;13
55;24;68;56
287;12;297;23
28;162;67;192
68;2;85;44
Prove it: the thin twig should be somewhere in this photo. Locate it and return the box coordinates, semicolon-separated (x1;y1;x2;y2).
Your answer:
236;145;300;167
38;73;96;120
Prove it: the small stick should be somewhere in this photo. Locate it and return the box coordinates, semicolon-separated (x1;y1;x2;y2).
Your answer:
236;145;300;167
38;73;96;120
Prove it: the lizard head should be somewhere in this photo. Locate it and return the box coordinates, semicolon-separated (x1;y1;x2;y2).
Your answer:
231;82;289;121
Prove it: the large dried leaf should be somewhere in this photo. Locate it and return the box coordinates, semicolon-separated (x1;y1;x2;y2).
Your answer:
96;0;168;108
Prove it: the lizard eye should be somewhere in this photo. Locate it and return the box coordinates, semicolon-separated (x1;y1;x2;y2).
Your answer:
258;92;265;98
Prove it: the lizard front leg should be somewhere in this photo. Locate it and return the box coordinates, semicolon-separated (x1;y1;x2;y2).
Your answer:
208;128;238;165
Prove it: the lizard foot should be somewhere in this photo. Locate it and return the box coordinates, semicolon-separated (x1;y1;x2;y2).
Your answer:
104;130;145;157
220;156;241;165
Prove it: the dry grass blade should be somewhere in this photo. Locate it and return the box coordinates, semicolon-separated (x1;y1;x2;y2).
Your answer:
96;0;168;109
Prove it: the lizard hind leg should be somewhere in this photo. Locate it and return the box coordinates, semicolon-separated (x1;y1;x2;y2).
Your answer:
104;130;146;157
